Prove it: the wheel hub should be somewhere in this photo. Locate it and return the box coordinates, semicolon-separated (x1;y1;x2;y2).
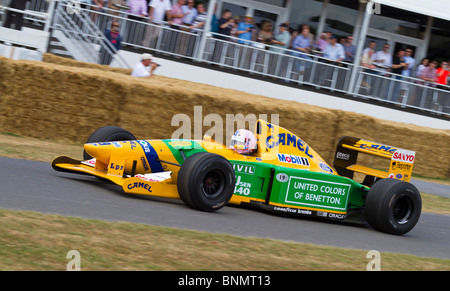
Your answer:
393;195;413;224
202;170;224;198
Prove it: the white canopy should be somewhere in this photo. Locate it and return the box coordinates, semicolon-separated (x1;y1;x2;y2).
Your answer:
380;0;450;21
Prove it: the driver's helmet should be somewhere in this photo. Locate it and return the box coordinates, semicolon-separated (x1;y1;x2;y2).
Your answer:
230;129;257;154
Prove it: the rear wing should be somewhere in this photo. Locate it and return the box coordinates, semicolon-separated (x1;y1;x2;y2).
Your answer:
333;137;415;186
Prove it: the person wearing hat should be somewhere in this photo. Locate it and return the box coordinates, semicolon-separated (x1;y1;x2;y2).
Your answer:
236;14;255;45
131;53;159;78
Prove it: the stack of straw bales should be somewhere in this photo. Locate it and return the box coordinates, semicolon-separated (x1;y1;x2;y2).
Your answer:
1;55;449;178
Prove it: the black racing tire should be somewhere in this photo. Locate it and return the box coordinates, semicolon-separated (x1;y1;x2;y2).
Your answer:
83;126;136;160
177;152;235;212
365;178;421;235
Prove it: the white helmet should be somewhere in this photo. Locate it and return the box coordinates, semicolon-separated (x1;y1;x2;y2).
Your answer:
230;129;257;154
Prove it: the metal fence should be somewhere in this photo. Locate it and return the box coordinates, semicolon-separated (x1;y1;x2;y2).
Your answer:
1;0;449;116
0;0;49;25
73;3;355;94
353;68;450;113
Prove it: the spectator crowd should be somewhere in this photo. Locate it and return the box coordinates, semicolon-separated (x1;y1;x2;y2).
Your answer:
108;0;447;86
32;0;448;87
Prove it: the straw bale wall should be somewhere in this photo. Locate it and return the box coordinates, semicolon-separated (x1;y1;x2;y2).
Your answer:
1;55;449;178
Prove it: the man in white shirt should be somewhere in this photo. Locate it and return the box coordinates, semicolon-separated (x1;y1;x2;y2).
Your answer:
372;43;392;75
142;0;172;47
148;0;171;24
131;53;159;78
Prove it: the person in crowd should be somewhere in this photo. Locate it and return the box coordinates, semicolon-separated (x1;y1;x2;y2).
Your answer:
92;0;105;12
391;49;407;75
168;0;191;54
217;9;235;40
415;58;429;78
298;24;314;46
126;0;148;45
177;0;197;56
128;0;148;19
436;61;449;86
419;60;438;84
236;14;255;45
323;35;345;63
291;25;313;72
361;48;376;72
142;0;172;47
389;49;408;101
182;0;198;26
148;0;172;23
258;20;274;43
169;0;185;28
267;23;291;76
372;43;392;75
3;0;30;30
251;20;274;68
91;0;105;23
314;32;329;52
359;47;377;90
402;48;415;77
342;35;356;63
99;21;122;65
190;2;207;32
269;23;291;53
131;53;159;77
210;4;219;34
108;0;125;19
291;25;312;59
363;40;376;55
230;15;242;40
288;27;298;50
211;9;234;63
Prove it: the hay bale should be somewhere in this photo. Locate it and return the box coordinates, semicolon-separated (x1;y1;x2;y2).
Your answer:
1;56;449;178
42;53;132;76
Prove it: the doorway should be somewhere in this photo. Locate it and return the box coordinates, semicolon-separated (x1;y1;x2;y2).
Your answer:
367;28;425;67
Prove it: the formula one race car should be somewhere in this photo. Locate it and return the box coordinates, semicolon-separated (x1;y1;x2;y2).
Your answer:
52;120;421;235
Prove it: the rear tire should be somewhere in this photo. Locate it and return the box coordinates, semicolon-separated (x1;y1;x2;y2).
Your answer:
177;152;235;212
365;178;421;235
83;126;136;160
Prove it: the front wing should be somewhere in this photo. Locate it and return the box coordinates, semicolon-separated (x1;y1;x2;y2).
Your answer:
52;156;179;199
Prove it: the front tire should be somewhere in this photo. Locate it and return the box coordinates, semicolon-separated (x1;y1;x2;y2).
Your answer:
83;126;136;160
177;152;235;212
365;178;421;235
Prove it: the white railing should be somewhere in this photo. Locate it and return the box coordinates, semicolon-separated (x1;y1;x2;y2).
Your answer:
0;0;49;26
353;68;450;113
201;33;354;93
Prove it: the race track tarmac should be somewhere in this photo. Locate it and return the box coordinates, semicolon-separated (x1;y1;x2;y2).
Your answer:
0;157;449;259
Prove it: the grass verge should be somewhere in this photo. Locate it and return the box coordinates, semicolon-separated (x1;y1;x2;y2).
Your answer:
1;208;449;271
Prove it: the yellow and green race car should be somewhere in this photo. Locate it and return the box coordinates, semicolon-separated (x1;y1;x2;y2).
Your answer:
52;120;421;235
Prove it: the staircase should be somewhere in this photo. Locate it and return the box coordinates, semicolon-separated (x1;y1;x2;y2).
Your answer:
47;35;74;59
50;0;130;68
